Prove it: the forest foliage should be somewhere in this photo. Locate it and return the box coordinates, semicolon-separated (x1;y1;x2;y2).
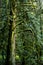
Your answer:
0;0;43;65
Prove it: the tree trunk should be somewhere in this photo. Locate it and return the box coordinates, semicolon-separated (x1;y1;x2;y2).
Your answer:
5;0;16;64
11;19;16;65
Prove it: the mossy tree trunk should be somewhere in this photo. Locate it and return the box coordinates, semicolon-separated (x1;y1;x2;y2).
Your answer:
5;0;16;65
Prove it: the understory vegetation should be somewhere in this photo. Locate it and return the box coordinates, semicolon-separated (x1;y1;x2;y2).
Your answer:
0;0;43;65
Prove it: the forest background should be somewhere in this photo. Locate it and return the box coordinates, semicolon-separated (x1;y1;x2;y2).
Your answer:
0;0;43;65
